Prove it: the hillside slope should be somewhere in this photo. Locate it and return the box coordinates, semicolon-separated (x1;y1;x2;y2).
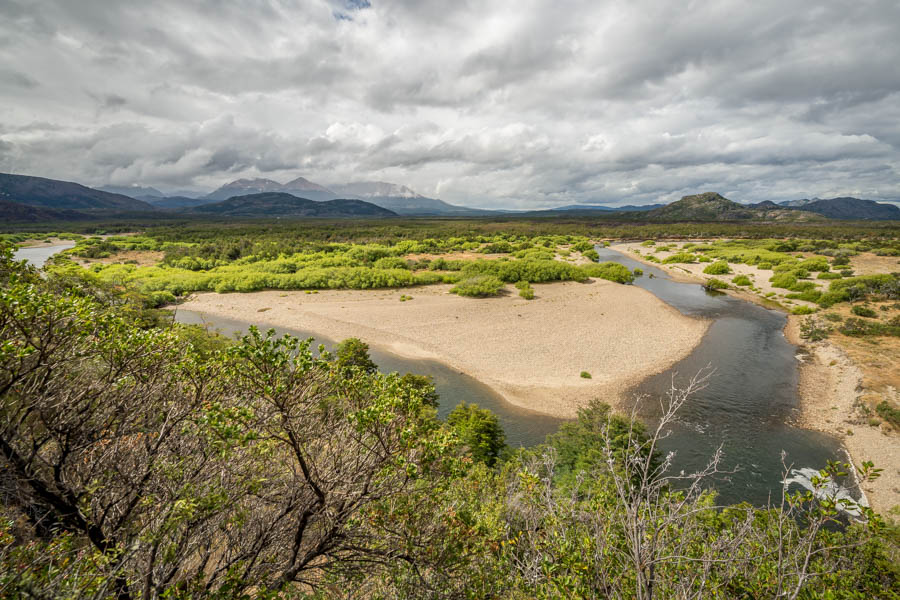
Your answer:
0;173;155;212
189;192;397;218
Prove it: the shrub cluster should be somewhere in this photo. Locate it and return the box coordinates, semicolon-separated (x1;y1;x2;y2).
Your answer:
450;275;505;297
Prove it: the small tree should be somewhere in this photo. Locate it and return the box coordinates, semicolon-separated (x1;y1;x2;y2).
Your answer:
446;402;506;467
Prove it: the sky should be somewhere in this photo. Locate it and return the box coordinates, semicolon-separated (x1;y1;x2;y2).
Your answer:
1;0;899;209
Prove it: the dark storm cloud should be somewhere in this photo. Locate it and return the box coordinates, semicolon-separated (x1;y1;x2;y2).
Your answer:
0;0;898;205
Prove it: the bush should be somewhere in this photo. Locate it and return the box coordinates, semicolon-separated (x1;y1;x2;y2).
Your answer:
704;278;728;290
770;272;797;289
703;261;732;275
818;272;842;280
579;262;634;284
450;275;505;297
792;306;816;315
757;262;773;270
580;371;592;379
732;275;751;286
823;312;842;322
832;255;851;266
582;249;600;262
876;401;900;428
851;305;877;318
632;267;643;277
662;252;696;264
373;256;410;270
799;317;831;341
446;402;506;466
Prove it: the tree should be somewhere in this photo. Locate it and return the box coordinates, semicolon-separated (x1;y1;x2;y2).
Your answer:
446;402;506;466
0;248;454;599
334;336;378;374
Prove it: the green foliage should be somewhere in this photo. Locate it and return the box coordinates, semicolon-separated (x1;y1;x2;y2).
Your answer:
839;316;900;337
876;401;900;428
450;275;505;297
851;305;878;318
732;274;751;286
515;280;535;299
792;305;816;315
770;272;798;289
800;316;831;341
702;260;732;275
704;277;728;290
579;371;591;379
446;402;506;466
335;337;378;373
580;261;635;283
818;271;843;279
662;252;697;264
632;267;643;277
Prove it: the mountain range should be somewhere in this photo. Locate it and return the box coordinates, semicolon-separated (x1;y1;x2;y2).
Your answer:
1;172;899;222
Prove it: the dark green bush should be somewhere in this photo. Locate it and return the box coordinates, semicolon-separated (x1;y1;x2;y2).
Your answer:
732;275;751;286
662;252;696;264
876;401;900;427
851;305;877;318
704;278;728;290
770;272;798;289
582;249;600;262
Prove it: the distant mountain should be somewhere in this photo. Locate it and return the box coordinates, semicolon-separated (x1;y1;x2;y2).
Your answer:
189;192;397;218
0;199;87;223
787;197;900;220
778;199;814;208
98;184;164;198
205;177;340;202
330;181;494;216
0;173;155;213
646;192;820;222
747;200;781;210
143;196;217;209
549;203;665;212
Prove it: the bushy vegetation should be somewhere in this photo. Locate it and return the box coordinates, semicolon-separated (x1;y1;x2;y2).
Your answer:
732;274;751;286
450;275;505;297
702;260;732;275
851;305;878;318
515;280;535;299
704;277;729;290
1;246;897;599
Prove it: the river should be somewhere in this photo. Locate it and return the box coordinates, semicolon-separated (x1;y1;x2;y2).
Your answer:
13;242;76;268
19;241;852;506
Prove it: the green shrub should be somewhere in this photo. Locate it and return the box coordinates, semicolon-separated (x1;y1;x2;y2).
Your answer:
579;262;635;283
757;262;773;270
640;240;655;247
632;267;643;277
818;272;842;280
446;402;506;466
823;312;842;322
704;278;728;290
703;261;732;275
372;256;410;270
770;272;798;289
798;257;830;272
792;306;816;315
732;275;751;286
580;371;592;379
831;255;851;266
582;249;600;262
450;275;505;297
662;252;697;264
839;317;900;337
851;305;877;318
876;401;900;428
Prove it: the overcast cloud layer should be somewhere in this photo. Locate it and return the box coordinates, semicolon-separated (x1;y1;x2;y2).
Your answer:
1;0;899;208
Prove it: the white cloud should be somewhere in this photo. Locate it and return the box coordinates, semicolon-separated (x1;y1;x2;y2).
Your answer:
0;0;898;206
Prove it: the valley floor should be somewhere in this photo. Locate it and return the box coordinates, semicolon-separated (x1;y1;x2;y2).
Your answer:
176;279;708;419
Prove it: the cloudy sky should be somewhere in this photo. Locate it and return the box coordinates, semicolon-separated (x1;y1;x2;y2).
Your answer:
1;0;899;208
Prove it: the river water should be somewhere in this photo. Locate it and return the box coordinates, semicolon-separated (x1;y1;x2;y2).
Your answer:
17;241;851;506
13;242;76;268
595;245;848;506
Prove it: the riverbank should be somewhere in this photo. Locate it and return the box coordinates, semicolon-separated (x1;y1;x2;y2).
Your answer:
175;279;709;418
616;241;898;514
785;317;899;515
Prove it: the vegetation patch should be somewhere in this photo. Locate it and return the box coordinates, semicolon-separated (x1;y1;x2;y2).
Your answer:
450;275;505;297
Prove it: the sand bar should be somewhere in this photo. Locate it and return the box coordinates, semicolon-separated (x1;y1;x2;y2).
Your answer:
176;280;709;418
